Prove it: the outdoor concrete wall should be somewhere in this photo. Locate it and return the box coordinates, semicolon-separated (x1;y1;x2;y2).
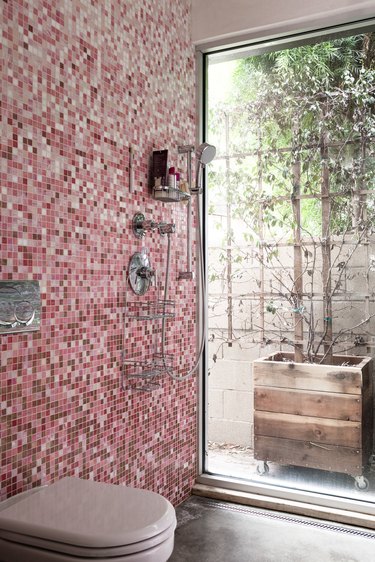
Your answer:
208;356;254;447
207;237;375;448
208;235;375;336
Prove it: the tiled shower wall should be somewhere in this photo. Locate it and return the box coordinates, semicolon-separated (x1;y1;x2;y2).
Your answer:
1;0;198;505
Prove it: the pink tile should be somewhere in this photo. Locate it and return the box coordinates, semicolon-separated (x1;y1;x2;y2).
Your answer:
1;0;197;506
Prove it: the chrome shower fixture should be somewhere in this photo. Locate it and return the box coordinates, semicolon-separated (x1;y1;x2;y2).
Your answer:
196;142;216;165
177;143;216;194
193;142;216;194
133;213;157;238
177;142;216;281
132;213;176;238
128;249;155;295
158;222;176;236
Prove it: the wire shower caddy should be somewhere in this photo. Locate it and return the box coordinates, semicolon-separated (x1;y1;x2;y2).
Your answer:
122;276;176;391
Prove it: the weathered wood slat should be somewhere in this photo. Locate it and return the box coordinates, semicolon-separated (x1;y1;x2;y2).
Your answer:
254;411;361;448
253;360;362;394
361;360;374;458
254;387;361;421
254;435;362;475
253;354;372;475
261;352;370;369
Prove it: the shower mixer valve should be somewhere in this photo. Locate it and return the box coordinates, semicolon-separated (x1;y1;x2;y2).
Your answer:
128;249;155;295
158;222;176;236
132;213;156;238
133;213;175;238
137;265;155;280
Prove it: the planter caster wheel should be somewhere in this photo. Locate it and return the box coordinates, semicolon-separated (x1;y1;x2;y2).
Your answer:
354;475;369;491
256;461;269;476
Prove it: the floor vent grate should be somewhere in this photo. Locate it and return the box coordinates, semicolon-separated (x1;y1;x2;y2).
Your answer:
203;499;375;539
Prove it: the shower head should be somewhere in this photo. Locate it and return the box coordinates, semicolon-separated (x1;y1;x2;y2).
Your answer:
194;143;216;193
196;142;216;165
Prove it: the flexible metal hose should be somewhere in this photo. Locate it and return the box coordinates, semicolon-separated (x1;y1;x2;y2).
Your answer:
161;195;205;380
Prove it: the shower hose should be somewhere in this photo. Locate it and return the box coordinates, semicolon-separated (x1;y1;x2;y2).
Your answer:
161;195;205;381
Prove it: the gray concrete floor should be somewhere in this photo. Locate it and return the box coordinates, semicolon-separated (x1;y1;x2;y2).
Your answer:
170;495;375;562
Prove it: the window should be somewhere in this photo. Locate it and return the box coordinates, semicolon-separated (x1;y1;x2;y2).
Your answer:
203;27;375;509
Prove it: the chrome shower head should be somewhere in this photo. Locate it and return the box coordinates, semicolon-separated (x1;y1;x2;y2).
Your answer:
196;142;216;165
194;143;216;193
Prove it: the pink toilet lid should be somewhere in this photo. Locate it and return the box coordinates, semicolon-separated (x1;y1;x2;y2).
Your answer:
0;477;176;553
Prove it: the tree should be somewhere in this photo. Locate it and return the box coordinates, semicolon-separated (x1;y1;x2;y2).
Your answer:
207;32;375;365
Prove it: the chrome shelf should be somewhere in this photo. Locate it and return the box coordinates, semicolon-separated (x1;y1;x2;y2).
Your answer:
153;187;190;203
122;354;174;391
125;299;175;320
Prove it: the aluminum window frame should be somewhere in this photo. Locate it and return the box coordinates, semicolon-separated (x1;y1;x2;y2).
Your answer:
196;17;375;526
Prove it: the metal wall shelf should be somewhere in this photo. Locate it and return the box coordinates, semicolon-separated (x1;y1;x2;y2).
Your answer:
125;299;175;320
122;354;174;391
153;187;190;203
123;277;176;391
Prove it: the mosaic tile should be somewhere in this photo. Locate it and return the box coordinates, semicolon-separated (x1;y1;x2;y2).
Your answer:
1;0;197;506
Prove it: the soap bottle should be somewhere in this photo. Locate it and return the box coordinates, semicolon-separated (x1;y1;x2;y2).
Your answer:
168;167;176;189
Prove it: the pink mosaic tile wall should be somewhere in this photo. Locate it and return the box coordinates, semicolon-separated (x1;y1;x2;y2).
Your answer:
1;0;198;505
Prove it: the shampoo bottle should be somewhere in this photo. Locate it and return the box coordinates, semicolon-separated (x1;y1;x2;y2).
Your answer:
168;167;176;189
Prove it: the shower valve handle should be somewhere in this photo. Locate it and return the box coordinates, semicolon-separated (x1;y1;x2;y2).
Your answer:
133;213;158;238
137;266;155;280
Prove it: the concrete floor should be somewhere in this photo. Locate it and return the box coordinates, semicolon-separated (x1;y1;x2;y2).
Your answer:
170;495;375;562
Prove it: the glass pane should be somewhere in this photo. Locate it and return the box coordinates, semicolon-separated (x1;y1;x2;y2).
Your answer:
205;32;375;500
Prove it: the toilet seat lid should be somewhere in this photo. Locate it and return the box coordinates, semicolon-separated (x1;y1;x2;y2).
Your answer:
0;477;176;549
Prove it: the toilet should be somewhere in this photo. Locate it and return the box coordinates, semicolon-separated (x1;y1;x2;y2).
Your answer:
0;477;176;562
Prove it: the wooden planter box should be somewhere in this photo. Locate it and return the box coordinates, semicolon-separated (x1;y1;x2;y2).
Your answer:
253;352;373;483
